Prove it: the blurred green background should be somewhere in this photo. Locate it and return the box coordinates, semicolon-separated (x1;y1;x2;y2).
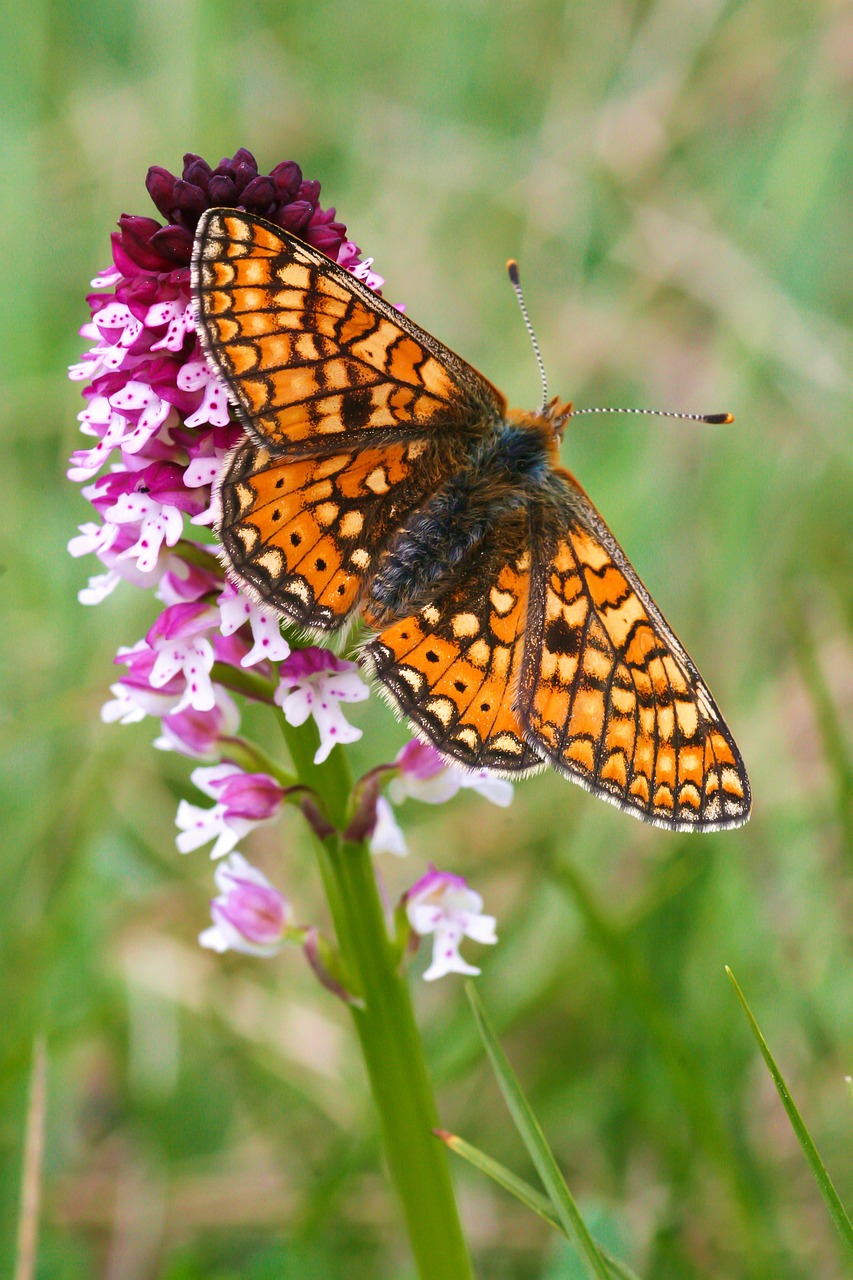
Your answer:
2;0;852;1276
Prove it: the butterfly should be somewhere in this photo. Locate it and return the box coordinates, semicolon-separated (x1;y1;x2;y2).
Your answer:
191;208;751;831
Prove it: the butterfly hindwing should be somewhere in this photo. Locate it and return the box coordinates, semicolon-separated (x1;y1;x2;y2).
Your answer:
518;476;751;830
216;435;450;629
192;209;505;455
362;512;541;774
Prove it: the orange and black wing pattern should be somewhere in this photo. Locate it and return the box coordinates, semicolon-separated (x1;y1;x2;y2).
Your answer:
192;209;505;455
192;208;750;830
517;477;751;830
362;511;541;774
216;435;449;630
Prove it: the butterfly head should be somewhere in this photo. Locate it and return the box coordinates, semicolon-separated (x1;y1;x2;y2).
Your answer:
542;397;574;441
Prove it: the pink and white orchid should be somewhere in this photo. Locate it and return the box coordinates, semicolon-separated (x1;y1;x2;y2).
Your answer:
406;866;498;981
199;852;292;957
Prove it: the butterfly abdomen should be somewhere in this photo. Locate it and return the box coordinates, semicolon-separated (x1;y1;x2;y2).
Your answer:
365;476;505;625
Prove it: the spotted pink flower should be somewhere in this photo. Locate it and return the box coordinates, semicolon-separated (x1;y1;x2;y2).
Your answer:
406;866;497;981
217;582;291;668
274;648;369;765
152;687;240;759
389;739;514;807
176;763;285;859
199;852;292;957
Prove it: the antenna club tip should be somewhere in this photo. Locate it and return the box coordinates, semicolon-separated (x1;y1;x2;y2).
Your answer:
704;412;734;424
506;259;520;284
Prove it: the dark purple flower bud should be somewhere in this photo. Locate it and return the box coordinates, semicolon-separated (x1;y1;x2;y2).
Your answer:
208;173;238;206
239;175;277;212
234;162;258;194
213;160;237;180
230;147;258;173
308;222;345;259
182;153;211;189
150;224;194;264
270;161;302;198
305;207;347;260
172;179;208;220
90;461;207;517
277;200;313;234
298;179;321;208
137;461;210;514
146;166;179;220
113;216;168;272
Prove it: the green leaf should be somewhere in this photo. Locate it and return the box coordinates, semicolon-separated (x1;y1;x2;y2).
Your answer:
726;967;853;1261
435;1129;641;1280
465;982;613;1280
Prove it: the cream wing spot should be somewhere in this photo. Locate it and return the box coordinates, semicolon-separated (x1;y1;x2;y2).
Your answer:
339;511;364;538
398;667;426;693
234;526;259;554
287;579;311;605
490;587;515;615
468;640;491;667
426;697;455;727
256;548;284;576
277;264;311;290
315;503;339;526
451;613;480;638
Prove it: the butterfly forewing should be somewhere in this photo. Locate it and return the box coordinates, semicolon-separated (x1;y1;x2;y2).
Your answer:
517;475;751;830
192;209;505;455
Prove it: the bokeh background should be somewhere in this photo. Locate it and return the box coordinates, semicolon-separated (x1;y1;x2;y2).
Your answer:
3;0;852;1276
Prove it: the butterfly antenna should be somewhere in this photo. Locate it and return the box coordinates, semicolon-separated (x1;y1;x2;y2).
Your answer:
507;259;548;412
571;406;734;425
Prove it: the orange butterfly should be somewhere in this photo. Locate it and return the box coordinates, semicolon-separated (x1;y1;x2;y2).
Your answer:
191;209;750;831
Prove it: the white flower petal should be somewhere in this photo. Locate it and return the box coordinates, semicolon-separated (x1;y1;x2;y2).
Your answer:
279;686;313;727
369;797;408;858
462;772;514;807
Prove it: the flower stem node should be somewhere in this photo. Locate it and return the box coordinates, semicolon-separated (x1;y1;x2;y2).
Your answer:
304;928;365;1007
406;867;498;981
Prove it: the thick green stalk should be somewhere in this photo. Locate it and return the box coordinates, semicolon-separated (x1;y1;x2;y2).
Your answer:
279;715;475;1280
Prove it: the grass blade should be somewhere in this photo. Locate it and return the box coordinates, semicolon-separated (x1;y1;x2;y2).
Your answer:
466;982;612;1280
726;967;853;1261
435;1129;642;1280
15;1034;47;1280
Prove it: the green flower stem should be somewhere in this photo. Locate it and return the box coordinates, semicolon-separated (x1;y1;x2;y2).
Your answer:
278;713;476;1280
211;660;276;703
218;735;297;788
